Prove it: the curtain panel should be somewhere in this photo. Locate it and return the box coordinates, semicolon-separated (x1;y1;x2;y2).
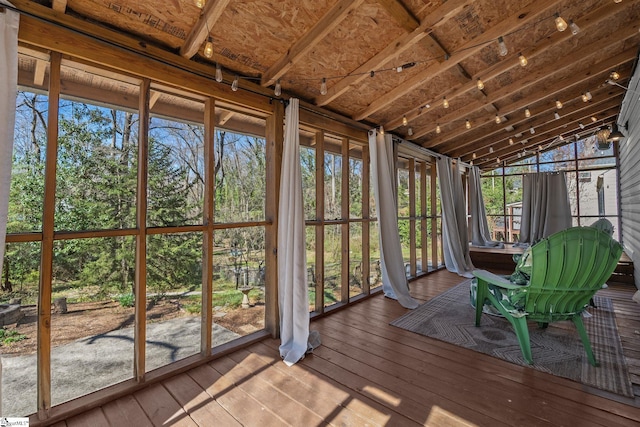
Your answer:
368;129;419;309
277;98;310;366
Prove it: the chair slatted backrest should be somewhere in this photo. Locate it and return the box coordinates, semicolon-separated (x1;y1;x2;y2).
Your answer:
525;227;623;317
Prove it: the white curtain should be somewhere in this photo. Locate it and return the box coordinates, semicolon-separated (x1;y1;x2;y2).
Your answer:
518;172;572;244
368;129;419;309
0;3;19;285
278;99;310;366
436;156;474;278
469;166;503;248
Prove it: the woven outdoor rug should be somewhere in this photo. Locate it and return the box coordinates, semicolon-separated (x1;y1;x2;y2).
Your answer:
390;280;634;397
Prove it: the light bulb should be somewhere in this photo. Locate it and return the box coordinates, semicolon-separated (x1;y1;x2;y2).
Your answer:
489;146;494;153
614;0;622;3
495;114;501;124
320;78;327;95
215;63;223;82
203;36;213;59
509;138;514;145
496;158;500;164
569;20;580;35
436;124;441;134
554;13;568;32
581;93;588;102
525;108;531;118
194;0;205;8
402;115;408;126
554;112;561;120
274;80;281;96
470;160;473;165
555;99;563;109
407;127;413;136
585;91;592;100
497;36;508;56
518;53;528;67
231;75;239;91
472;152;477;159
530;127;535;134
465;119;471;129
610;71;620;80
443;96;449;109
476;78;484;90
591;116;598;122
579;122;585;129
559;134;564;141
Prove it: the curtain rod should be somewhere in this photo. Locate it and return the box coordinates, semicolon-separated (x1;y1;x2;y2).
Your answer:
392;136;473;169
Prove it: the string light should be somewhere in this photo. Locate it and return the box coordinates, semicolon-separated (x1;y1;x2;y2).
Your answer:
554;112;561;120
555;99;563;109
215;63;223;82
525;107;531;118
472;152;477;159
509;138;514;145
402;115;408;126
581;93;588;102
585;91;592;101
476;78;485;90
194;0;205;8
530;127;535;134
407;127;413;136
320;78;327;95
554;13;568;32
610;71;620;80
569;20;580;35
518;53;528;67
489;146;494;153
436;124;441;134
443;96;449;109
465;119;471;129
495;114;501;124
231;75;239;91
497;36;508;56
274;79;281;96
496;157;501;164
614;0;622;3
203;36;213;59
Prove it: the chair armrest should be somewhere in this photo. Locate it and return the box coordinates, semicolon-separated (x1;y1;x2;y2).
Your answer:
472;269;527;290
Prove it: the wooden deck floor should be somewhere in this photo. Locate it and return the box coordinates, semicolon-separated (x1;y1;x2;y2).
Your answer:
52;270;640;426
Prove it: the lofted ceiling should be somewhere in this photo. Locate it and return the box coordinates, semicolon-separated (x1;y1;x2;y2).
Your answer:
12;0;640;169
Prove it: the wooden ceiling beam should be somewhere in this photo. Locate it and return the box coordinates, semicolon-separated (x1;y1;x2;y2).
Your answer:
51;0;67;13
448;83;625;158
420;46;638;151
179;0;232;59
385;1;628;131
353;0;559;121
459;93;624;161
34;59;47;86
260;0;365;87
314;0;467;106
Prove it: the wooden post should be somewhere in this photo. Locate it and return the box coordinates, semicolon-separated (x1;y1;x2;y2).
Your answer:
315;130;325;313
134;79;150;381
201;98;215;353
37;51;61;419
362;145;371;294
408;158;416;277
264;101;283;337
341;138;350;303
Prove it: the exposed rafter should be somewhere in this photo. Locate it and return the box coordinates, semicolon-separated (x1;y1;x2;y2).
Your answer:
51;0;67;13
352;0;559;121
180;0;232;59
261;0;365;87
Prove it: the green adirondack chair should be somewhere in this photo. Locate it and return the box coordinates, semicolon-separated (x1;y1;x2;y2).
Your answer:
472;226;623;366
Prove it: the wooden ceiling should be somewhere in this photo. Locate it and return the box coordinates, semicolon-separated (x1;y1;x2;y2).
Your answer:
13;0;640;169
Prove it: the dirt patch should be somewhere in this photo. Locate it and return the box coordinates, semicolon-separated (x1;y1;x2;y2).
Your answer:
1;300;265;356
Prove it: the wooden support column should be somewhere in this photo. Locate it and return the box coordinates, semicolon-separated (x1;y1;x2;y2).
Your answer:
315;130;325;313
265;101;284;337
341;138;350;303
37;51;61;420
408;158;416;277
362;145;371;294
201;98;215;353
134;79;150;381
420;162;428;271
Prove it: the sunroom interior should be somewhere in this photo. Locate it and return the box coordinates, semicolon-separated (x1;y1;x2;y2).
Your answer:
2;0;640;425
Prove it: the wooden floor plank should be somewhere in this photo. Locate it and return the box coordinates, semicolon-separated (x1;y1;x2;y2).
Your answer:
102;394;154;427
64;407;109;427
134;383;197;427
163;372;242;427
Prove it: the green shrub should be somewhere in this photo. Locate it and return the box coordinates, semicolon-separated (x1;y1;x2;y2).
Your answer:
117;293;135;308
0;328;27;346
